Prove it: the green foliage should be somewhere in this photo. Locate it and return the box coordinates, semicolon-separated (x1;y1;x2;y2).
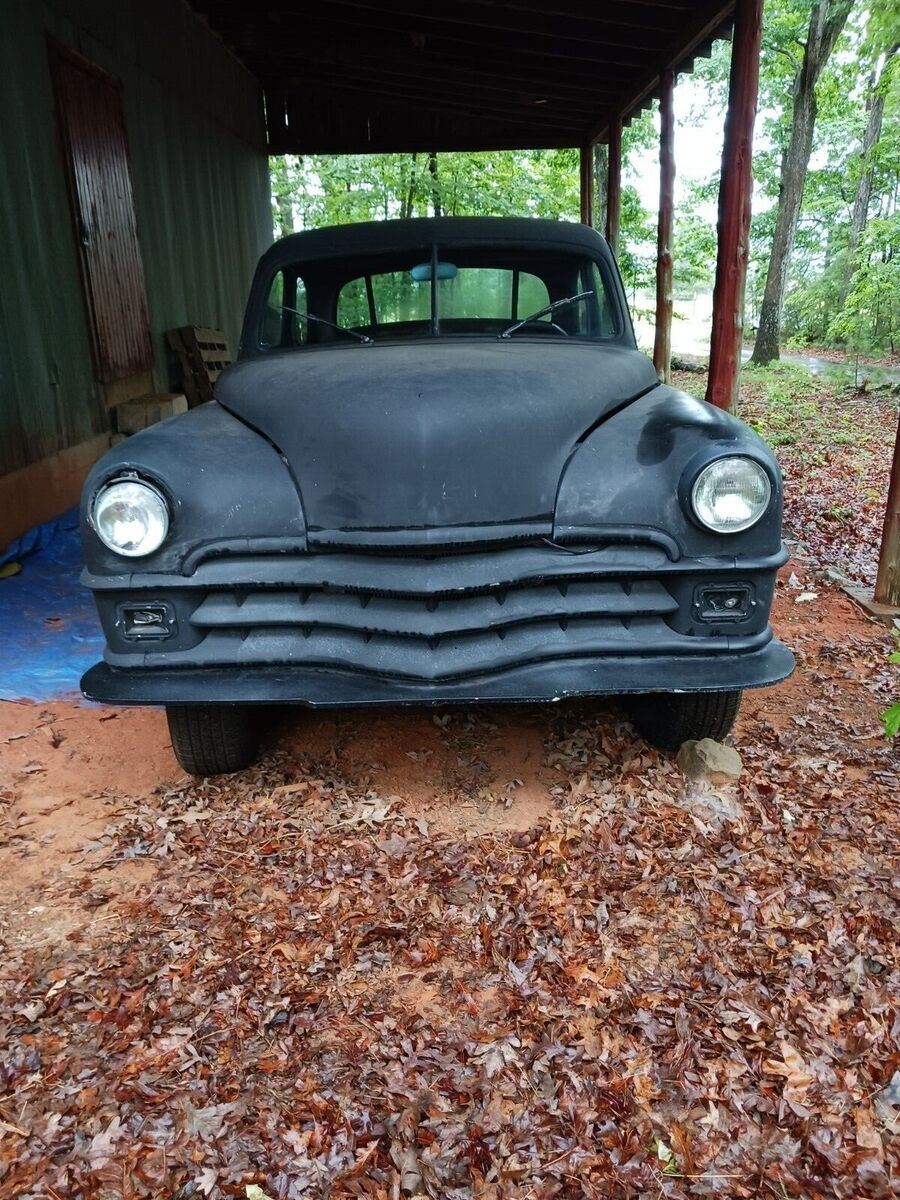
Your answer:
741;362;837;446
767;3;900;354
270;148;583;234
827;214;900;356
883;633;900;738
673;208;717;297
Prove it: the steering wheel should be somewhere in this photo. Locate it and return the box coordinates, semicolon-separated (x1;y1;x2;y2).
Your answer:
508;319;569;337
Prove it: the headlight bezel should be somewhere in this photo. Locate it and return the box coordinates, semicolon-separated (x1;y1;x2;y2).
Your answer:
90;474;171;558
687;454;773;535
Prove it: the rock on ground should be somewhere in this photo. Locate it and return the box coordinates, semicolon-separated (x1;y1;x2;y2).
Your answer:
676;737;743;786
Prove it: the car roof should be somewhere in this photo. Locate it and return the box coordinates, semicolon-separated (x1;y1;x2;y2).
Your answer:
260;216;611;270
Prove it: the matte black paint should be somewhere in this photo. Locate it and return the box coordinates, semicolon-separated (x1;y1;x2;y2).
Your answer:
80;217;793;708
215;341;659;541
83;641;795;707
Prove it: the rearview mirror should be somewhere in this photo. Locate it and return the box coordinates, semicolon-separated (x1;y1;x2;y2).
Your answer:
410;261;458;282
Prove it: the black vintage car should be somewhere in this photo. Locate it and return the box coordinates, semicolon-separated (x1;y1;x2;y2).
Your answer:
80;217;793;774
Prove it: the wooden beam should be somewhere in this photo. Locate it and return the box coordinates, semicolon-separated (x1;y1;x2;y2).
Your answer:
706;0;762;412
276;58;621;107
874;410;900;607
278;13;655;69
589;0;733;142
605;118;622;255
325;0;671;52
580;144;594;226
263;46;636;96
281;75;586;132
326;0;682;38
653;70;675;383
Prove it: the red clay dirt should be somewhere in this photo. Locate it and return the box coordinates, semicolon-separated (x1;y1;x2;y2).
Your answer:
0;568;892;940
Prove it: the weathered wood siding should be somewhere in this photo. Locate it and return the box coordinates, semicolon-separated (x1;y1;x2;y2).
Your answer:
0;0;271;476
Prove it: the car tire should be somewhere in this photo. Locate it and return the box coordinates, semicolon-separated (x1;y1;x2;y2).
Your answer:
625;690;742;752
166;705;258;775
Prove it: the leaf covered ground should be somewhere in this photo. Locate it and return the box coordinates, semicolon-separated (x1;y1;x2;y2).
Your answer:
1;372;898;1199
739;364;899;589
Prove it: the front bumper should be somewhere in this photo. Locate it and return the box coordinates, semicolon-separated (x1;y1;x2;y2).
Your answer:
82;639;794;707
82;541;793;706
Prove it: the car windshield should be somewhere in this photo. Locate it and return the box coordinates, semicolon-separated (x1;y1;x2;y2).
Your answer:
258;244;620;349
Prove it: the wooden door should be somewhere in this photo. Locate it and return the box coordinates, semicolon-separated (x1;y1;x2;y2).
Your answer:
50;43;153;383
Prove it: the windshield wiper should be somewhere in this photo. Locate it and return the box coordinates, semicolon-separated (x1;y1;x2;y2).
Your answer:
280;304;373;344
497;290;594;340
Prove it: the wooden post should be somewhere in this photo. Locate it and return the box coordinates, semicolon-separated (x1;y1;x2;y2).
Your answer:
605;117;622;256
579;143;594;226
706;0;763;412
653;70;675;384
595;142;609;238
874;410;900;607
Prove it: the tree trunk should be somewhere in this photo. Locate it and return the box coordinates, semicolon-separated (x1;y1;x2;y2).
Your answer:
428;151;442;218
401;152;418;220
749;0;852;366
839;46;898;307
274;190;293;238
272;158;295;238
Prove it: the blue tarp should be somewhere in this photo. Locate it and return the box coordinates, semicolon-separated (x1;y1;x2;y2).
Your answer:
0;509;103;701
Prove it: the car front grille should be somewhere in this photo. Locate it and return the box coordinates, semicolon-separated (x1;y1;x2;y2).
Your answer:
177;577;682;680
98;544;769;680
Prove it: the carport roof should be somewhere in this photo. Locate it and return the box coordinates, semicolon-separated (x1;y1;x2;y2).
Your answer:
189;0;735;153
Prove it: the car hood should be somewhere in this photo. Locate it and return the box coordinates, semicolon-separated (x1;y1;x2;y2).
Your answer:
215;341;659;547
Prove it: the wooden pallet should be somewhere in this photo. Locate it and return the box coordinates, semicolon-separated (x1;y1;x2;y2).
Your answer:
167;326;231;407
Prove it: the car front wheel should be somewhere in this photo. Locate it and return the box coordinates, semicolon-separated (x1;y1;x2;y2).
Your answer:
625;690;742;752
166;705;258;775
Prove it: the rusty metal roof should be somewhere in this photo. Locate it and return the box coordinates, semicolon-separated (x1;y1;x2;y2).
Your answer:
188;0;734;153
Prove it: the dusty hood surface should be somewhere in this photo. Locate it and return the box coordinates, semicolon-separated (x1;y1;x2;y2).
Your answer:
216;341;658;545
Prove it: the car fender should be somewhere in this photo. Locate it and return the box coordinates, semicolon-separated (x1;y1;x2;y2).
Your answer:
553;386;784;559
81;402;306;575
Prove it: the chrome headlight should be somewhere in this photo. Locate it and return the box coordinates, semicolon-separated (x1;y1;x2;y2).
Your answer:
690;457;771;533
92;478;170;557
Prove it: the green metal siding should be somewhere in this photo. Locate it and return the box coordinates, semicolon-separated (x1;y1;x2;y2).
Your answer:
0;0;271;476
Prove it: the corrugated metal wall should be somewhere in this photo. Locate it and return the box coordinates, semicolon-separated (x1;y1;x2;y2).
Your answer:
0;0;272;476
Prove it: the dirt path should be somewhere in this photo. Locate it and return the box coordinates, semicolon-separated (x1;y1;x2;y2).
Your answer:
1;563;897;1197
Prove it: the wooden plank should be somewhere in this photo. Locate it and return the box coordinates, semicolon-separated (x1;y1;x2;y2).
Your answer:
48;41;154;383
706;0;762;412
193;326;229;344
167;326;231;407
653;70;675;383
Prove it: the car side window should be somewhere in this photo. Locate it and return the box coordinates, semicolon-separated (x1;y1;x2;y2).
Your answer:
581;261;618;337
260;270;308;348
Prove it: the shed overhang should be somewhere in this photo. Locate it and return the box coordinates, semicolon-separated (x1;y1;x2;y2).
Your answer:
188;0;735;153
